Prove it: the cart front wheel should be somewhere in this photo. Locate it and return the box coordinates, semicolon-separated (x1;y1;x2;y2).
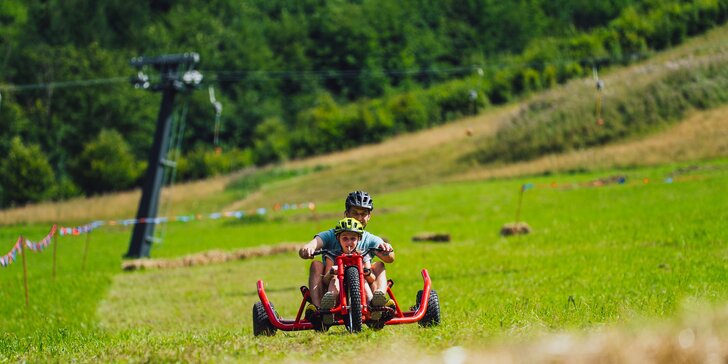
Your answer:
414;289;441;327
253;301;279;336
344;266;363;333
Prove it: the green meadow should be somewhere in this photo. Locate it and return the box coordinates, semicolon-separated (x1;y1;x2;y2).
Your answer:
2;23;728;363
1;160;727;362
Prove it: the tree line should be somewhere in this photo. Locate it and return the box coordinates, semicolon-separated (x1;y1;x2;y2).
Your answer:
1;0;727;207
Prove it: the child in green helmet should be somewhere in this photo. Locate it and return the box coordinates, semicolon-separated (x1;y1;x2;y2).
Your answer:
317;217;365;324
299;192;395;323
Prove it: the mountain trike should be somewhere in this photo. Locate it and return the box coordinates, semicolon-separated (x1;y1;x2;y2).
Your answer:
253;248;440;335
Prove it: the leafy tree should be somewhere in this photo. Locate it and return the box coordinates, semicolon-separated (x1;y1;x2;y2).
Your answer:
0;0;28;77
307;2;380;99
68;129;142;195
24;0;153;47
9;43;157;166
0;94;31;157
253;117;290;165
1;0;726;201
0;137;55;207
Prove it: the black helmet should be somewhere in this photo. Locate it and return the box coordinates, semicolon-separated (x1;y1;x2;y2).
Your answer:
345;191;374;211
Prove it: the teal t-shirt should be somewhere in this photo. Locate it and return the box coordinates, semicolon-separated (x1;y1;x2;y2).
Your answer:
316;229;385;261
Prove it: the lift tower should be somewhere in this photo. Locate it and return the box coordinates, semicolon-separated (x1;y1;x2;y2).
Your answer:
125;53;202;258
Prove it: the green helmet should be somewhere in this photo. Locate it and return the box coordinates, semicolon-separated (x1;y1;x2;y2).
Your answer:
334;217;364;237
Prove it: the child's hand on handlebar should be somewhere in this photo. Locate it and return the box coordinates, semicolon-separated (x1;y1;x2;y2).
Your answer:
376;242;393;254
299;246;317;259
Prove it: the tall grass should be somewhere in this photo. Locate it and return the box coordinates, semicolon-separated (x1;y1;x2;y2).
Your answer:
0;224;128;358
473;53;728;164
455;105;728;181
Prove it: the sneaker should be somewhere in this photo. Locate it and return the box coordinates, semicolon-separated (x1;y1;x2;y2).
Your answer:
305;303;317;321
320;292;336;310
370;291;387;307
369;291;387;321
369;311;382;321
320;292;336;325
381;299;396;321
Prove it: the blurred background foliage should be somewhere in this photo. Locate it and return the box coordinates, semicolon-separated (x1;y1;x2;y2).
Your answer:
1;0;726;206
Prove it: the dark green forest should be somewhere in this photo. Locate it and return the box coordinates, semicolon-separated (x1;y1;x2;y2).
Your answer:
1;0;726;207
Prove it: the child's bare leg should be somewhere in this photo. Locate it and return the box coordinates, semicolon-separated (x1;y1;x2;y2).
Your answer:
322;258;339;306
321;258;335;290
371;261;387;293
364;281;373;302
320;269;339;325
327;274;340;297
362;260;374;302
308;260;324;306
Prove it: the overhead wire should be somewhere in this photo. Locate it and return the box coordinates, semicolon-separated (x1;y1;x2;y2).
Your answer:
205;64;481;83
0;51;656;93
4;40;728;92
0;77;128;92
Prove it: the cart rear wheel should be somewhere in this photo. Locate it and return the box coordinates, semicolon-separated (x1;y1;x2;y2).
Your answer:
253;301;279;336
344;266;363;333
415;289;441;327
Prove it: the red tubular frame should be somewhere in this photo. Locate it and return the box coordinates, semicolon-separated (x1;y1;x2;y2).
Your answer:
256;269;432;331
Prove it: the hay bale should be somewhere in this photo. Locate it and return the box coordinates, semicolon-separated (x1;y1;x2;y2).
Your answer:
120;243;300;271
412;233;451;243
500;222;531;236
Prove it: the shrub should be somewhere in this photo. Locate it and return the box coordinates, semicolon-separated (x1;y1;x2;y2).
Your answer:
488;69;516;104
359;99;396;142
386;92;431;132
69;129;142;195
177;147;252;180
428;78;487;122
0;137;56;207
252;117;291;165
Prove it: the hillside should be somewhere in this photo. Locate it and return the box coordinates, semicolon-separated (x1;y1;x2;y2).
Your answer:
3;0;728;208
1;23;727;226
227;23;728;213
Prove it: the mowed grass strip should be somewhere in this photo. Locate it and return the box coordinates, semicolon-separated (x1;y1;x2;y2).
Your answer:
2;162;722;361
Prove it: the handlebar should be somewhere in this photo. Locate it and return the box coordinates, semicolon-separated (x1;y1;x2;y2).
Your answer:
312;249;329;256
312;247;393;257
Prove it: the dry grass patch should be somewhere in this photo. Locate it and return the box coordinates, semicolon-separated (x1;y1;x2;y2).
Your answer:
298;303;728;364
454;105;728;182
284;105;518;171
0;174;234;225
418;303;728;364
226;106;516;212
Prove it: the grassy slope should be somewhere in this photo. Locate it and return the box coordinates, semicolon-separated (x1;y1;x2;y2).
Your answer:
3;162;725;362
1;24;728;363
